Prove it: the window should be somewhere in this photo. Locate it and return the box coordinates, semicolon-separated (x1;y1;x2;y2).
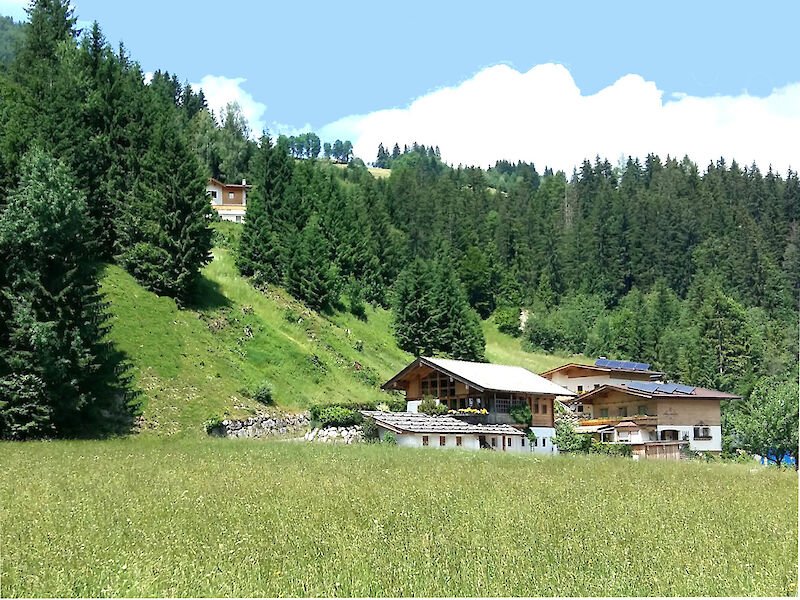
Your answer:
459;398;467;410
506;438;512;448
576;403;584;413
422;435;429;446
534;399;540;414
693;426;711;440
456;436;462;447
638;405;648;416
235;216;242;223
491;437;497;447
228;191;235;199
542;438;546;447
577;385;583;393
210;190;217;199
618;407;628;417
534;437;538;447
594;384;599;390
600;408;609;418
439;436;446;447
542;403;547;414
521;437;525;447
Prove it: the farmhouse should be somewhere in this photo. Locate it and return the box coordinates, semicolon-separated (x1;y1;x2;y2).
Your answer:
541;358;665;417
207;177;252;222
362;410;527;451
381;357;574;452
573;382;738;456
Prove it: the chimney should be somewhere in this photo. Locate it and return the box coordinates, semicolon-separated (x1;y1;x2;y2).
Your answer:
242;179;246;185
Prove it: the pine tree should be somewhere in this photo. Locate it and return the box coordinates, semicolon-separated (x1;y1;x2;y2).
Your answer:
0;149;135;438
285;214;339;311
117;95;212;305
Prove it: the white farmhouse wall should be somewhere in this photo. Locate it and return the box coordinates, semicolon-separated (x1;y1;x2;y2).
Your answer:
207;183;224;205
656;425;721;452
529;426;557;454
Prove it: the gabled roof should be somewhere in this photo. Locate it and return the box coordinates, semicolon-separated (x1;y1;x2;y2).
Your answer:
362;411;524;436
207;177;253;189
577;383;740;403
382;357;575;396
540;361;665;380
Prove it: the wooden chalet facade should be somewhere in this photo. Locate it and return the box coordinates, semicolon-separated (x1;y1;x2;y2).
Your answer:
382;357;574;452
207;177;252;222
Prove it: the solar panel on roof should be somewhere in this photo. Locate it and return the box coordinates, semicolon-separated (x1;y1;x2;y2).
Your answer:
606;360;624;369
657;383;679;394
633;362;651;371
621;361;637;369
595;358;610;367
674;384;695;394
627;381;659;393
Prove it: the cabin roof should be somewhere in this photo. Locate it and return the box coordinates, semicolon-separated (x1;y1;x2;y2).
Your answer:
382;356;575;396
207;177;253;189
576;383;740;403
362;411;525;436
540;361;665;379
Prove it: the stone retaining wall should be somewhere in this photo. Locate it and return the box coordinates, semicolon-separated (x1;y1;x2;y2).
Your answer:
304;425;363;444
210;411;311;439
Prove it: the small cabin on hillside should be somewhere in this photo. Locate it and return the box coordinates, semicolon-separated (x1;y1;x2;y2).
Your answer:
382;357;574;452
207;177;252;222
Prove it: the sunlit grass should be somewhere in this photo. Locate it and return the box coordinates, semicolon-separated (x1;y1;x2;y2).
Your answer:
1;439;796;597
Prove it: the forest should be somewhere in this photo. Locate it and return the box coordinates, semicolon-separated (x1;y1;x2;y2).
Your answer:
0;1;796;453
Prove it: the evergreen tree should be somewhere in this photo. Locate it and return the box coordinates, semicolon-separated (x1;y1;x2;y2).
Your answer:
285;214;338;311
0;149;135;438
117;96;212;304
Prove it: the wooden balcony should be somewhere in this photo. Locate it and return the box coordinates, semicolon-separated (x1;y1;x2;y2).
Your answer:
579;415;659;427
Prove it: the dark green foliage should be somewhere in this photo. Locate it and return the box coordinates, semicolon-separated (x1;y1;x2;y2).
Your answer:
589;440;633;458
361;415;379;441
285;214;339;312
252;380;273;405
494;306;522;337
392;256;485;361
553;421;592;453
347;278;367;320
418;397;448;416
382;431;397;445
728;374;799;468
317;406;363;427
0;149;136;439
116;96;212;305
509;403;532;425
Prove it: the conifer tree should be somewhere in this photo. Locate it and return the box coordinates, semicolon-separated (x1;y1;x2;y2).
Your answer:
117;96;212;305
0;150;134;438
285;214;339;311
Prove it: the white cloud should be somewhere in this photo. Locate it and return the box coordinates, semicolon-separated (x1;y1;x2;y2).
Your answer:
319;63;800;174
0;0;27;21
192;75;267;138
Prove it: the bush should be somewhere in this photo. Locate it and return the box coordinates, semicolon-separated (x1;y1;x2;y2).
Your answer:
309;400;377;423
362;416;379;441
494;306;522;337
317;406;363;427
204;414;224;434
589;440;632;458
382;432;397;445
418;397;448;416
252;380;274;405
509;403;532;425
553;421;592;453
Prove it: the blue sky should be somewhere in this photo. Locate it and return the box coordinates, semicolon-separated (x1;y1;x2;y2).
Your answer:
2;0;798;170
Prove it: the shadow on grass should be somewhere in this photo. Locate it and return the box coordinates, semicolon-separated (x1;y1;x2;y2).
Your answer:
186;274;231;311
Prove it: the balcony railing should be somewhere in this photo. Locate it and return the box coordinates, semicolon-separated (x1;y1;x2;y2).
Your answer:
579;415;659;427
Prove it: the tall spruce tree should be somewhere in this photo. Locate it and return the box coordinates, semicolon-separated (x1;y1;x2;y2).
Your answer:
0;150;135;439
117;94;212;304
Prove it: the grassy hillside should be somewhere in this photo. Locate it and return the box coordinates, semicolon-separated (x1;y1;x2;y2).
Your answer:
102;243;411;436
483;316;592;373
1;438;796;597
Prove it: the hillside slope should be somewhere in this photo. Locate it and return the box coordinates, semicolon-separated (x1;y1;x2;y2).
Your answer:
101;228;583;436
102;247;412;436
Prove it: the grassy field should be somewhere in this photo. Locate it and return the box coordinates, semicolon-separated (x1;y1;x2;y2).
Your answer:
1;439;796;597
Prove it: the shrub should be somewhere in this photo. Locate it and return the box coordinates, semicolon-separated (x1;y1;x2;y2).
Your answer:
553;421;591;453
509;403;532;425
317;406;363;427
418;397;447;416
494;306;522;337
382;432;397;445
362;416;379;441
589;440;632;458
204;415;224;434
309;400;377;423
252;380;274;405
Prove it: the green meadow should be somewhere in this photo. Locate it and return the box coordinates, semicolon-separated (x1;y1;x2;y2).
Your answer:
1;439;797;598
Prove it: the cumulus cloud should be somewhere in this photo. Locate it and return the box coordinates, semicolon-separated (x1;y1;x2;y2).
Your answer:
192;75;267;138
319;63;800;173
